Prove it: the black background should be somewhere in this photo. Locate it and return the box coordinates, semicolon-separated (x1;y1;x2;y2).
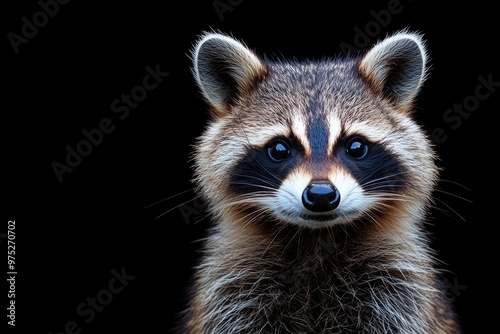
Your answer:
4;1;497;333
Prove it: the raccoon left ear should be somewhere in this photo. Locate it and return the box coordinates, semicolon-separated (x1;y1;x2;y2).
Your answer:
358;31;428;110
192;31;267;116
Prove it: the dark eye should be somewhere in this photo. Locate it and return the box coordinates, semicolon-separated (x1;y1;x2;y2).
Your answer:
345;137;368;159
267;139;290;162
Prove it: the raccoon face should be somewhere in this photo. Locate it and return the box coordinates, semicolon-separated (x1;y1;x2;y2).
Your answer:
191;31;437;229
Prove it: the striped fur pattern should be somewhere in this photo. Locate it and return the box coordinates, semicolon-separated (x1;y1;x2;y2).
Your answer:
178;30;461;333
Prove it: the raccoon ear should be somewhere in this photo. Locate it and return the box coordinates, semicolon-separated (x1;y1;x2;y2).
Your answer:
358;31;428;110
192;32;267;116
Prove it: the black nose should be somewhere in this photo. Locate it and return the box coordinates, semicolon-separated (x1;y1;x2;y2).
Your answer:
302;182;341;212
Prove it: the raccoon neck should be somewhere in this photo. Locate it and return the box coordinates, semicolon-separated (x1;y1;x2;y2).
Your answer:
210;213;434;278
186;213;454;334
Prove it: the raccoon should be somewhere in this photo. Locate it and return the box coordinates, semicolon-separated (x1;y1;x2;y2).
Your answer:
178;30;461;333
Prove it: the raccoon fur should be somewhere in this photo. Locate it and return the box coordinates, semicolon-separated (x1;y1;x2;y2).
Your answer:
178;30;461;333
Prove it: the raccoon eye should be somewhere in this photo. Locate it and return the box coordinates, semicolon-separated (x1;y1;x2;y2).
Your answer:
267;139;290;162
345;137;368;159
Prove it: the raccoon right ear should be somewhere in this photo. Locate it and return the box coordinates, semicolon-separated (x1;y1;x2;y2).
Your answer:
358;31;428;111
191;32;267;116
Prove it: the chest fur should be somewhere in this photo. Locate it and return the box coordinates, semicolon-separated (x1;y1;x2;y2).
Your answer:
188;229;442;334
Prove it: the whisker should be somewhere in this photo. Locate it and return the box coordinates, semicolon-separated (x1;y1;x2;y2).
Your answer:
232;160;284;185
189;210;212;226
229;174;280;189
359;171;411;188
155;193;206;220
432;179;472;222
437;179;472;192
433;188;473;204
142;188;195;209
357;170;471;222
430;196;468;222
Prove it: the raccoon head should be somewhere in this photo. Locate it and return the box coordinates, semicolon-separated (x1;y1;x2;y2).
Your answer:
191;30;437;229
